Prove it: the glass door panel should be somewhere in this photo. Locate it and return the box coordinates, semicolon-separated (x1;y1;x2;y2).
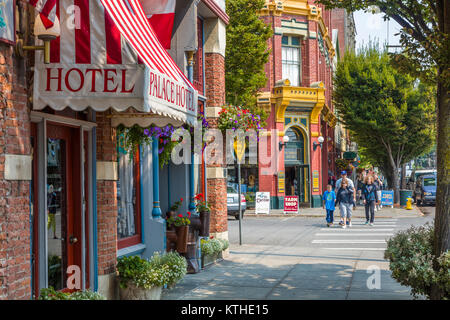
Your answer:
47;138;67;290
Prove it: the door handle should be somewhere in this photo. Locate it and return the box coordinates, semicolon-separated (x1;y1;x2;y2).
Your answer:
69;235;78;244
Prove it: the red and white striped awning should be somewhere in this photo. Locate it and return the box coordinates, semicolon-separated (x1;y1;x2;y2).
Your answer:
30;0;198;126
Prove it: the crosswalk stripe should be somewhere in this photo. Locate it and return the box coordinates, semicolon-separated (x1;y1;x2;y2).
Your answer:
320;248;386;251
319;228;394;231
315;233;393;236
312;240;386;243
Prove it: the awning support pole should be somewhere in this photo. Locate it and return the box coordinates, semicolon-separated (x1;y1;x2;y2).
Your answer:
152;137;162;218
187;51;197;212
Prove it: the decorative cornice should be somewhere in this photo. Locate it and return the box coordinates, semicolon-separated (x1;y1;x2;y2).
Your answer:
261;1;335;58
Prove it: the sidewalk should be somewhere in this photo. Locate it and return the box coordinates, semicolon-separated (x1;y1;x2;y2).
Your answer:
245;205;423;219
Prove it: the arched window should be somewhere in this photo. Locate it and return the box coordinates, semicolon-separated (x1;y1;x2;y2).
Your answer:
284;127;305;163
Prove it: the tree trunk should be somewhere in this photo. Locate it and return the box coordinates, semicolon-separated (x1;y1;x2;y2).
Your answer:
400;163;407;189
391;165;400;204
430;69;450;300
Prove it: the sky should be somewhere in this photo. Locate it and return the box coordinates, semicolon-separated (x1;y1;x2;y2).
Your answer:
353;10;402;52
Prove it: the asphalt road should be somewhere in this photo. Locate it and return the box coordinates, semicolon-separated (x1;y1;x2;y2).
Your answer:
163;211;433;300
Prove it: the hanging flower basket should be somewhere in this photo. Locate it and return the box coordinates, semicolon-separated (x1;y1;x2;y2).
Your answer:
116;124;180;167
217;105;262;134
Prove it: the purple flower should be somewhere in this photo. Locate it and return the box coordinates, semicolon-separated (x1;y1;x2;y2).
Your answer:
144;129;150;136
158;148;164;154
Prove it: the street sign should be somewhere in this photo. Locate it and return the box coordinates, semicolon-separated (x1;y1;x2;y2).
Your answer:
233;139;245;162
381;190;394;207
343;151;357;160
255;192;270;214
284;196;299;214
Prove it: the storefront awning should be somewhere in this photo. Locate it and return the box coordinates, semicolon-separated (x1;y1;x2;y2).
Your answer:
31;0;197;126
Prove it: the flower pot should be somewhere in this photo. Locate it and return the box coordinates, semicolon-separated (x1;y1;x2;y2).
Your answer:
119;282;162;300
201;251;223;269
175;225;189;253
199;210;211;237
166;230;177;252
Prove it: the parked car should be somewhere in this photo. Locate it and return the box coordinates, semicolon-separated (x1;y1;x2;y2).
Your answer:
227;186;247;220
414;174;436;206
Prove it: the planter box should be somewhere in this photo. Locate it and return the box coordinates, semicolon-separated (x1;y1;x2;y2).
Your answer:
201;251;223;269
119;282;162;300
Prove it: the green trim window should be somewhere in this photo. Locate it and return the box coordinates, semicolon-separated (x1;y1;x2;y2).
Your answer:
282;36;301;86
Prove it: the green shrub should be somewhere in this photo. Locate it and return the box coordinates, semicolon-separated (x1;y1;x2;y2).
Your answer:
200;238;214;256
201;237;229;256
148;252;187;286
384;223;449;299
218;238;229;250
210;239;222;253
117;252;187;290
38;287;105;300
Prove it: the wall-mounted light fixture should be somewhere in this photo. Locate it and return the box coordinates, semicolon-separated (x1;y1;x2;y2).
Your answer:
16;15;60;64
279;135;290;151
313;136;325;151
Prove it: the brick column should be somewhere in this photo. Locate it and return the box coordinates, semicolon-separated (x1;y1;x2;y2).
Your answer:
204;17;228;241
0;44;32;300
95;111;118;299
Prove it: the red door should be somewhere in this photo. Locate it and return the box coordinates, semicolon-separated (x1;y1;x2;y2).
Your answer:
45;123;83;291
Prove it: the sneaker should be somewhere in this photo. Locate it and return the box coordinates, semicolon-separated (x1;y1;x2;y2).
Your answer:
349;222;352;227
327;223;330;227
342;225;347;229
339;221;344;226
364;221;369;225
370;223;374;226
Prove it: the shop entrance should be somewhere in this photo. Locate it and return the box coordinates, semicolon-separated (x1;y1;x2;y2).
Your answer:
284;126;309;205
285;165;309;203
31;119;90;297
46;124;83;291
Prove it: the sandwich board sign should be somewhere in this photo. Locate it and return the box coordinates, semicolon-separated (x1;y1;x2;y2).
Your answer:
284;196;299;214
255;192;270;214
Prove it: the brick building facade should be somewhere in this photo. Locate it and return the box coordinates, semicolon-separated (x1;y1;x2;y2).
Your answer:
0;0;228;300
250;0;354;209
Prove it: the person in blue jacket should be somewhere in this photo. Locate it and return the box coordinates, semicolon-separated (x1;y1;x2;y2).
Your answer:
363;175;380;226
323;184;336;227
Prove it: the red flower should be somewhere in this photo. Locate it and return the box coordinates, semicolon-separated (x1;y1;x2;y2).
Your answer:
178;214;183;218
209;236;214;239
187;211;191;217
180;198;183;202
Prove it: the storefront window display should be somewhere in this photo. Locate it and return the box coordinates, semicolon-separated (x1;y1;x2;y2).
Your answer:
226;165;259;208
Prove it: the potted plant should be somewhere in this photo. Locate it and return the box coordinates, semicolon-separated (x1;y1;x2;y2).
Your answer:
167;213;191;253
38;287;105;300
116;252;186;300
194;193;211;237
200;236;229;268
167;198;183;224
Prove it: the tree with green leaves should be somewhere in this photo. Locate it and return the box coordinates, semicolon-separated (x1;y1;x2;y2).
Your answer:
317;0;449;299
225;0;272;121
333;44;435;205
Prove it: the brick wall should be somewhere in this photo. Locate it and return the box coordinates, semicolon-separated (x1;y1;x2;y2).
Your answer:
205;53;225;106
204;52;227;234
95;112;117;276
0;42;32;299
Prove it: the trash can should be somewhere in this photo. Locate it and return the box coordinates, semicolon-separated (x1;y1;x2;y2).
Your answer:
400;189;413;206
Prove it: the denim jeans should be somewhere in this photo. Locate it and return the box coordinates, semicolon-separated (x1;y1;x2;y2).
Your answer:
365;200;375;222
326;209;334;223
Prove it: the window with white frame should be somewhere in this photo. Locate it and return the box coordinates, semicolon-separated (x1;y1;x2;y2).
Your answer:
282;36;301;86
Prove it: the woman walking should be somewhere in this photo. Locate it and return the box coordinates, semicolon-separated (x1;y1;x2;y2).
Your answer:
363;175;379;226
335;178;354;229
